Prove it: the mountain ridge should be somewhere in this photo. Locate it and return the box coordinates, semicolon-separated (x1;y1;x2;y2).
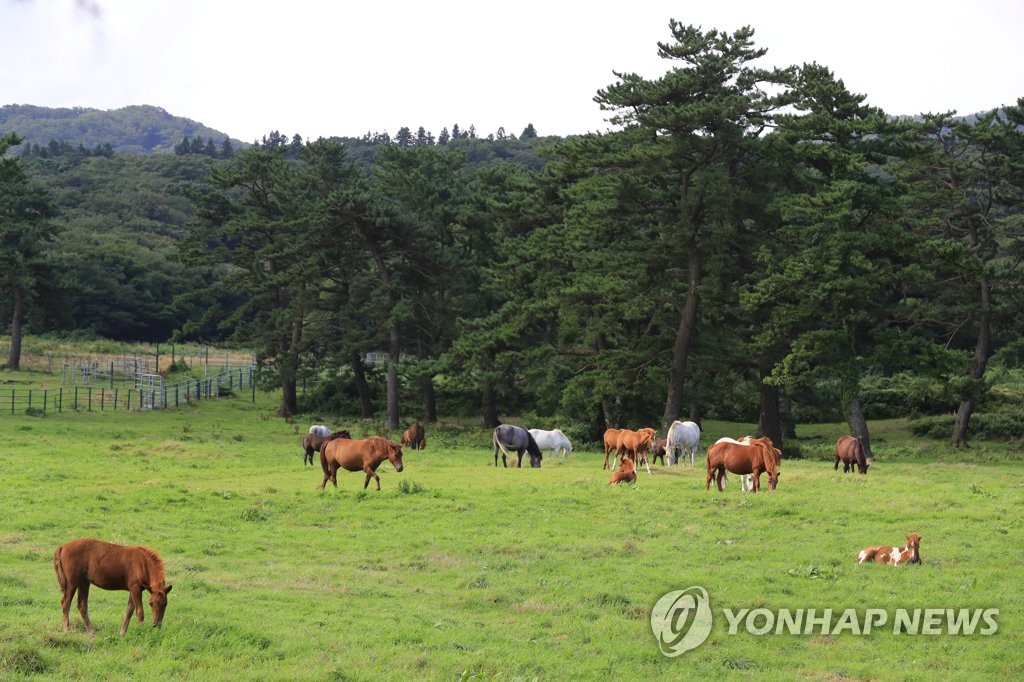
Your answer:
0;103;245;154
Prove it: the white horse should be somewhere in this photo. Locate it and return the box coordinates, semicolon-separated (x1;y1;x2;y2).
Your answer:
665;420;701;466
714;436;753;491
528;428;573;459
309;424;332;438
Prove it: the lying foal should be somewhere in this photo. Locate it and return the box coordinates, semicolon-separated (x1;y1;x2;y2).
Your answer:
857;533;922;565
609;455;637;485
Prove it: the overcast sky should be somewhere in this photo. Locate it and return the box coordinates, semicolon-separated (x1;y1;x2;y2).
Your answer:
3;0;1022;142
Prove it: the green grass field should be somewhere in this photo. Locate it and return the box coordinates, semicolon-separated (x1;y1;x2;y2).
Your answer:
1;388;1021;680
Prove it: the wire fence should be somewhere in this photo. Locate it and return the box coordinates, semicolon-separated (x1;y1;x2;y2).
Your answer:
3;344;254;379
1;366;255;415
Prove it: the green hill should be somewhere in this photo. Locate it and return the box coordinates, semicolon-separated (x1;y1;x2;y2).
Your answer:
0;103;244;155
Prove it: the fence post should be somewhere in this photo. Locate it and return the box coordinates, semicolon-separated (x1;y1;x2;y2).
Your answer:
43;389;48;414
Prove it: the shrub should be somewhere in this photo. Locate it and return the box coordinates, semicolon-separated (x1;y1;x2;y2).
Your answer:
911;411;1024;441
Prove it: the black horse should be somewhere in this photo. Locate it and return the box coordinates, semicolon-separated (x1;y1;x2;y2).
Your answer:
492;424;543;468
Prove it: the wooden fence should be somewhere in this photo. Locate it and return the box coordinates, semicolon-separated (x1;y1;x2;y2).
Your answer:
0;367;254;415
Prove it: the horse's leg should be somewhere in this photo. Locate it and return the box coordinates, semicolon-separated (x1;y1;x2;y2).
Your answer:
716;468;726;492
60;583;76;631
330;462;339;488
641;450;652;476
363;466;380;490
516;450;524;468
834;455;840;471
76;583;96;635
120;589;140;636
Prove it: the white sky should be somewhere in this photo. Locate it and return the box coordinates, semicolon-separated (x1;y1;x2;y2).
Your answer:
2;0;1022;143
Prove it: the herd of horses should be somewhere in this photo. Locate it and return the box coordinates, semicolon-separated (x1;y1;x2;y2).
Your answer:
47;416;898;637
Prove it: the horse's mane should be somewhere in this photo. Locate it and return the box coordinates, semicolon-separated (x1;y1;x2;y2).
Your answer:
137;545;166;585
758;443;779;475
525;430;543;458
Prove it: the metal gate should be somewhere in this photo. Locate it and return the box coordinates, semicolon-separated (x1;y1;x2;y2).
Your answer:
137;373;163;409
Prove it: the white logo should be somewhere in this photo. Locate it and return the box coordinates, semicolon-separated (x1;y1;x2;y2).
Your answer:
650;586;713;656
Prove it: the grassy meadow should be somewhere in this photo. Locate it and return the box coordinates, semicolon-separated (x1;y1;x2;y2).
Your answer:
0;381;1022;680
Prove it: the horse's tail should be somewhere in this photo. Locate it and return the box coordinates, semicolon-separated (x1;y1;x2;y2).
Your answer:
53;545;67;590
319;440;331;476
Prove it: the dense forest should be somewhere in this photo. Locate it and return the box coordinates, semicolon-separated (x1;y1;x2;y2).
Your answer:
2;24;1023;451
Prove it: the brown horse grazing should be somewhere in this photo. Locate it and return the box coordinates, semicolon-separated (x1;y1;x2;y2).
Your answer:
615;427;657;475
401;421;426;450
300;429;352;466
53;537;172;636
834;435;868;474
601;428;621;470
608;455;637;485
706;436;780;493
319;436;404;490
857;533;922;565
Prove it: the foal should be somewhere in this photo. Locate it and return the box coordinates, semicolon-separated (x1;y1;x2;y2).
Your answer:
54;537;172;635
857;533;922;565
608;455;637;485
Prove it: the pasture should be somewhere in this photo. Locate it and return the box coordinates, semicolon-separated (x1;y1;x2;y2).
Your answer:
0;389;1022;680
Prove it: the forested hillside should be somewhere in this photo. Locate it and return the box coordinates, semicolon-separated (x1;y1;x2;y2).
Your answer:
0;104;243;155
2;24;1023;450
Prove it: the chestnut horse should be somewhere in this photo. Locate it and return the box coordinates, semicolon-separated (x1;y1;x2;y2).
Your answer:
706;436;780;493
834;435;869;474
614;427;656;475
54;537;172;636
609;455;637;485
602;428;621;469
402;421;426;450
300;429;351;466
857;533;922;565
319;437;405;490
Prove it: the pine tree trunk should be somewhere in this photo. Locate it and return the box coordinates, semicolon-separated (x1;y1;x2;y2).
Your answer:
758;377;783;448
279;377;297;418
8;286;24;371
276;315;302;417
952;278;992;449
845;398;872;460
481;381;499;428
421;375;437;423
661;245;702;431
386;325;401;430
349;351;373;419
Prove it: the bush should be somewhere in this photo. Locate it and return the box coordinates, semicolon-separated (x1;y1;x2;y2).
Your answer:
910;411;1024;441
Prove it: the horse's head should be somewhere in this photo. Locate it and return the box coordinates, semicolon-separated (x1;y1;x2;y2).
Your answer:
905;533;921;549
766;471;779;490
388;442;405;472
149;583;172;627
